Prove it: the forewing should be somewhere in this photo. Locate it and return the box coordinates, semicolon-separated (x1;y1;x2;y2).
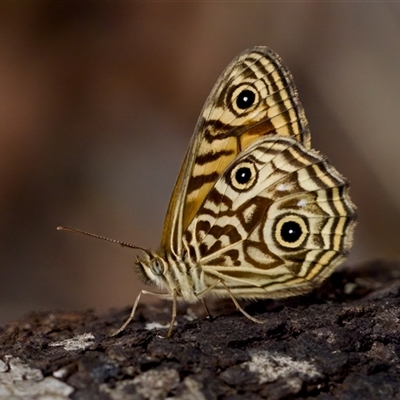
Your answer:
183;136;357;298
162;46;310;256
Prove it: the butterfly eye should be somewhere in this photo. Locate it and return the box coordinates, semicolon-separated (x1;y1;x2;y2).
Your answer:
229;161;257;191
229;84;259;114
274;214;309;249
150;257;164;275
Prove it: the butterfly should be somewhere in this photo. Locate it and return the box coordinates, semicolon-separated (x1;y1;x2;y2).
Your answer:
59;46;357;337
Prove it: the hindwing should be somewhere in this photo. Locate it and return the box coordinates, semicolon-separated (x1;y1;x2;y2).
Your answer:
183;136;357;298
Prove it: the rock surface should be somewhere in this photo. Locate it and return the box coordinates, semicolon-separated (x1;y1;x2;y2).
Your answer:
1;260;400;399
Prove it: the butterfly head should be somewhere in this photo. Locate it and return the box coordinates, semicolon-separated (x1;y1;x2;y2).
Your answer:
135;252;169;288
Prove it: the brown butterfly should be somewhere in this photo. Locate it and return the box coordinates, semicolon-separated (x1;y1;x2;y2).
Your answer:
59;46;356;336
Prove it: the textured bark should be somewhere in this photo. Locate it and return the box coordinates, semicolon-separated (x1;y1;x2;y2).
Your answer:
1;260;400;399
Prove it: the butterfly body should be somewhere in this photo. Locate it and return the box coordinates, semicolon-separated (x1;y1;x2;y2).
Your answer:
135;251;205;304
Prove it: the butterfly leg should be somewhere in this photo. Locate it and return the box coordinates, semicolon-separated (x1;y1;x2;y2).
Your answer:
111;289;172;337
220;281;265;324
166;289;177;337
195;281;225;321
202;298;212;320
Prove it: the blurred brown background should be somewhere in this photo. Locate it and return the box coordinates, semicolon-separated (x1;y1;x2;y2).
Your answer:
1;3;399;325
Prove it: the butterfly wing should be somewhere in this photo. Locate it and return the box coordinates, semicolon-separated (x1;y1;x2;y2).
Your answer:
183;136;357;298
161;46;310;257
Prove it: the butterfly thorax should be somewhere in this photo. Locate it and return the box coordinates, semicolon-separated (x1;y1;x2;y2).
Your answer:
135;250;207;303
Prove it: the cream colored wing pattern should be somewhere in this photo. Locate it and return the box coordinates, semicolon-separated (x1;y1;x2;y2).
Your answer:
161;46;310;256
183;136;357;298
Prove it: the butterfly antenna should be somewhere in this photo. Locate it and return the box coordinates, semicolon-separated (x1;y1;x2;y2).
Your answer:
57;226;150;255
